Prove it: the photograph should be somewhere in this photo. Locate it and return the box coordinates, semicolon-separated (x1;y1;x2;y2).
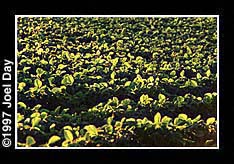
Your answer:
16;15;218;148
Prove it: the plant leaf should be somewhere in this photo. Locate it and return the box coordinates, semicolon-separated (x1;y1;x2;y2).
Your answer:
178;113;188;120
18;102;27;109
64;130;74;141
190;80;198;87
110;71;116;80
84;125;98;137
206;117;216;125
26;136;36;146
31;117;41;127
48;135;61;145
158;93;166;104
154;112;161;124
124;81;131;87
34;79;42;88
107;117;113;125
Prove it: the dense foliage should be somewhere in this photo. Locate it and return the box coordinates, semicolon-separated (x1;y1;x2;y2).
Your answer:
17;17;217;147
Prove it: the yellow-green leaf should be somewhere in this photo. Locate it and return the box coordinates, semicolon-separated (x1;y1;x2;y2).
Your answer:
111;71;116;80
48;135;61;145
31;117;41;127
206;117;216;125
17;113;24;123
64;130;73;141
26;136;36;146
190;80;198;87
124;81;131;87
34;79;42;88
18;102;27;109
84;125;98;137
63;126;73;131
206;69;211;77
178;113;188;120
18;82;26;91
49;123;56;129
154;112;161;124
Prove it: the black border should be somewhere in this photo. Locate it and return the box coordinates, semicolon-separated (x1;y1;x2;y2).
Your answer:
1;6;226;162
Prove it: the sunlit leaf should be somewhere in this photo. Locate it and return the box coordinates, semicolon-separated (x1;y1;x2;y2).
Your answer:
48;135;61;145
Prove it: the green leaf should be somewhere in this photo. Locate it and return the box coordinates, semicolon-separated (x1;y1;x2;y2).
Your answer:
176;125;187;130
49;123;56;129
154;112;161;124
48;77;55;86
63;126;73;131
140;94;145;104
180;70;185;77
64;130;74;141
174;96;185;107
18;102;27;109
190;80;198;87
158;93;166;104
124;62;131;68
206;117;216;125
186;46;192;54
204;93;213;104
196;73;202;79
107;117;113;125
112;97;119;105
84;125;98;137
139;94;152;105
32;104;42;111
135;68;140;74
126;118;136;122
177;96;185;103
178;114;188;120
205;69;211;77
40;59;48;65
26;136;36;146
111;58;119;67
204;93;213;99
121;99;131;106
52;87;62;94
174;118;179;125
61;74;74;86
124;81;131;87
40;112;47;119
192;115;201;123
17;113;24;123
115;121;123;129
36;68;44;76
31;117;41;127
58;64;67;70
48;135;61;145
110;71;116;80
148;76;154;83
23;66;31;73
105;125;113;134
168;78;174;83
170;70;176;76
30;112;40;118
18;82;26;91
161;116;171;125
197;97;202;101
34;79;42;88
37;48;44;55
62;140;70;147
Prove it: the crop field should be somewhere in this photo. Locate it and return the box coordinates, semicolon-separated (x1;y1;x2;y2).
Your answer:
17;16;218;147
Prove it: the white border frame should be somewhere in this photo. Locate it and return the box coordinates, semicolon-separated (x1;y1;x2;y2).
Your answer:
15;15;219;150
